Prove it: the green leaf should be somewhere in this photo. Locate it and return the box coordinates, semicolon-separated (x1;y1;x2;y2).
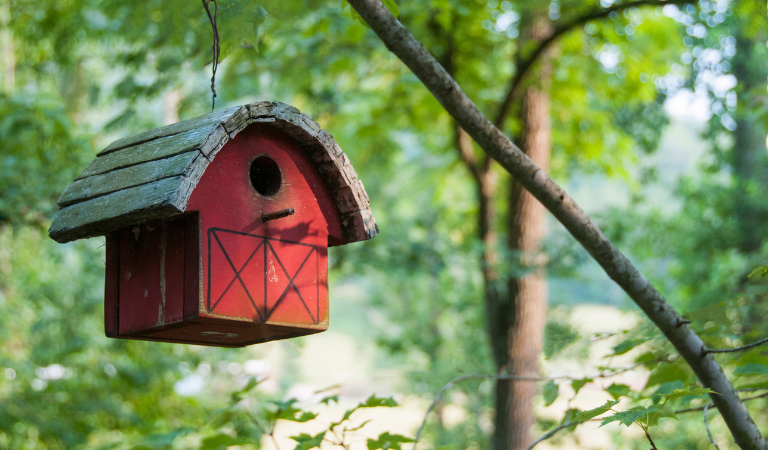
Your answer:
562;409;580;431
734;363;768;376
342;395;398;422
573;400;619;422
651;380;685;404
367;432;413;450
347;420;372;431
230;377;261;402
342;407;359;422
747;264;768;279
320;395;339;405
542;380;559;407
571;378;592;395
612;338;648;355
605;383;631;400
600;405;659;428
661;385;717;402
200;433;250;450
381;0;400;18
290;431;326;450
277;408;318;423
270;399;319;423
646;404;678;428
360;394;399;408
646;362;691;388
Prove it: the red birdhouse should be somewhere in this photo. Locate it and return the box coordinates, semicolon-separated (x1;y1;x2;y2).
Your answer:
49;102;377;347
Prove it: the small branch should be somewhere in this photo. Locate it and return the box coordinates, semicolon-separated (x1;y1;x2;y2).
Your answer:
675;391;768;414
412;373;542;449
645;429;659;450
525;421;579;450
493;0;689;127
704;337;768;354
454;123;482;182
704;403;722;450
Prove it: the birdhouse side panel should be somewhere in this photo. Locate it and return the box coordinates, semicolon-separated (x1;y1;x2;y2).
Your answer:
116;219;187;335
186;125;340;329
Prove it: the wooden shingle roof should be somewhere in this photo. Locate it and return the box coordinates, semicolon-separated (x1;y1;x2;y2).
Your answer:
49;101;378;244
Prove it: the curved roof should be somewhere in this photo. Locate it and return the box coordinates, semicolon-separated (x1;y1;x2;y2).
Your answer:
49;101;378;245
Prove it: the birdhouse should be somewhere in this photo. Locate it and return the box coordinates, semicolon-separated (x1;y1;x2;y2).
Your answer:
49;101;377;347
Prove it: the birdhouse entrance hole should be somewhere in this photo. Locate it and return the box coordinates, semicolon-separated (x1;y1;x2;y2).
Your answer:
250;155;282;196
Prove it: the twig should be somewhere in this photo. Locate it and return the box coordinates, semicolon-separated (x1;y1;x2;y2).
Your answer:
644;429;659;450
703;403;721;450
493;0;690;127
704;337;768;354
675;391;768;414
525;421;579;450
412;373;542;449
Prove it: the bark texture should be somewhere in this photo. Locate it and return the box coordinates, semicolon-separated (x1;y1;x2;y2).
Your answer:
345;1;766;448
502;76;552;450
732;29;768;253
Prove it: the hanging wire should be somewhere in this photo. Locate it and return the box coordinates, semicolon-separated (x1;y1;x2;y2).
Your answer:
202;0;220;111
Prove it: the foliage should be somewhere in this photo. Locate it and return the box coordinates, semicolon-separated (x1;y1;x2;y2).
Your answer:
2;0;768;449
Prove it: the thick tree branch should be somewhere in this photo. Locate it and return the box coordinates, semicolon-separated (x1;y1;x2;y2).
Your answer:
344;1;766;448
494;0;689;127
705;336;768;354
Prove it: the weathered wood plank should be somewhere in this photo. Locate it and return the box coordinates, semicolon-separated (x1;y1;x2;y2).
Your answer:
221;106;249;134
200;124;229;157
49;176;189;243
98;105;244;156
248;101;273;118
340;208;379;244
77;125;216;180
59;151;205;207
333;179;370;214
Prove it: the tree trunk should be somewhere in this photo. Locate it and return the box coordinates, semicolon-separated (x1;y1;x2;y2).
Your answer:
496;11;552;450
731;28;768;253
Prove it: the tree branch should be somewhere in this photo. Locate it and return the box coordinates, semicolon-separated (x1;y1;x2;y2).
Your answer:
493;0;689;127
705;337;768;354
344;1;766;448
704;403;723;450
454;123;482;182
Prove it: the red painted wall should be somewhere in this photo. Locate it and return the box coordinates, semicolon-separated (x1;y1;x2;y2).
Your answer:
186;124;343;328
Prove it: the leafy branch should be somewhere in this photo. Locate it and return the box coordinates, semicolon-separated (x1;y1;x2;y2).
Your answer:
494;0;691;126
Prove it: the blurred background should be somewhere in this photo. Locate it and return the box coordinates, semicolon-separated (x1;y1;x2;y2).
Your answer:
0;1;767;449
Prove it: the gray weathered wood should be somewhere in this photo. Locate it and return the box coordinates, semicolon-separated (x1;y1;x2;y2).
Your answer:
221;106;249;134
49;176;189;243
58;151;205;207
334;180;370;214
98;105;244;156
78;126;216;180
200;124;229;157
340;208;378;243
